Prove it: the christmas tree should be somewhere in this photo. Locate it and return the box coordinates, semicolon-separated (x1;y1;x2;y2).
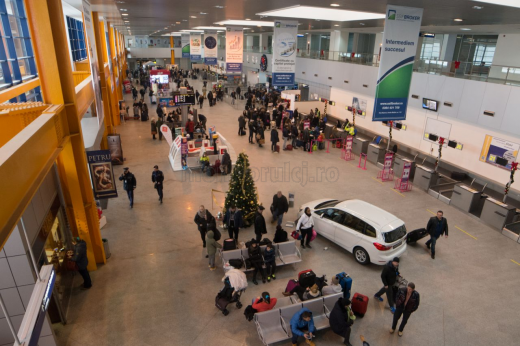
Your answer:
223;152;259;227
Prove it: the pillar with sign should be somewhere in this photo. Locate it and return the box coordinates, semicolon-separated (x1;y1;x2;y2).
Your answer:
377;152;395;181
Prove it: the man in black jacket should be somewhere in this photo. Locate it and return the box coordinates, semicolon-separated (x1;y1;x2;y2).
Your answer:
391;282;420;337
425;210;449;259
71;238;92;289
271;191;289;226
374;257;400;314
119;167;136;208
194;205;214;248
329;298;355;346
151;165;164;204
221;150;232;175
254;205;267;242
248;239;265;285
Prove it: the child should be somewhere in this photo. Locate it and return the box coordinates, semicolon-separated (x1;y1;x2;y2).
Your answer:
206;230;222;270
264;243;276;282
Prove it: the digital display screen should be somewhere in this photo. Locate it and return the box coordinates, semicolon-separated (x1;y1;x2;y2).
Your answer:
448;140;457;148
422;98;439;111
429;134;439;142
150;75;169;84
174;94;196;105
496;157;509;166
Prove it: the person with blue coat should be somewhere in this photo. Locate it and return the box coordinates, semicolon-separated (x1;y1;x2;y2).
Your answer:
290;308;316;346
223;205;243;242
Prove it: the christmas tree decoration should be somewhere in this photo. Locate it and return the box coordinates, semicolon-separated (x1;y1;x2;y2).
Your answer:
223;152;259;227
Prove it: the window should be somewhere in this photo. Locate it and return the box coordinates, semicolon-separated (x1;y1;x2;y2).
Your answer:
365;224;377;238
382;225;407;243
342;213;366;234
0;0;40;100
315;208;346;225
66;16;87;62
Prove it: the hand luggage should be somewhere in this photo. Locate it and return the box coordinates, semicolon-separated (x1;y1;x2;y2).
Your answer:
291;230;301;240
286;144;293;151
229;259;243;269
285;279;299;293
298;270;316;289
244;305;257;322
213;228;222;241
336;272;353;299
223;238;237;251
151;95;157;104
310;229;317;242
275;144;280;153
259;238;272;246
141;113;148;121
245;258;252;269
213;159;221;174
406;228;428;244
450;171;467;181
336;140;342;148
296;140;303;148
206;167;214;176
319;142;325;150
352;293;369;317
312;144;318;152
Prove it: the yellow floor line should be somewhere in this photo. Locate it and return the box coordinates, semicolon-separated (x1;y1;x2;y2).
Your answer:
511;259;520;266
391;188;405;197
455;226;478;240
426;209;436;215
371;177;384;184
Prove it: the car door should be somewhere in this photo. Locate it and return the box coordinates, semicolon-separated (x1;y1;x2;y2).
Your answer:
335;212;365;252
313;208;345;241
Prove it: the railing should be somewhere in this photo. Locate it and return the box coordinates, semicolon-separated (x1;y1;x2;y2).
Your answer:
72;71;91;87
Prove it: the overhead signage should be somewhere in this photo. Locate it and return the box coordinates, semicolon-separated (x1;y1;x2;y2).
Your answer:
204;31;217;65
181;34;190;58
86;150;118;199
226;27;243;73
190;34;202;61
272;20;298;86
373;5;423;121
480;135;519;171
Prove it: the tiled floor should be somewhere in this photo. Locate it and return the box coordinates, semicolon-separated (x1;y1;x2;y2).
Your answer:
53;79;520;346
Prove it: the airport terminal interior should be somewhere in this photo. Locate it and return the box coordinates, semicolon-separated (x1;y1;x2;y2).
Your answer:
1;0;520;345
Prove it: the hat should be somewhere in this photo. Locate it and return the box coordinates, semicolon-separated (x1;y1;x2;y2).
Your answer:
153;165;158;169
258;205;265;210
123;167;129;171
392;257;400;263
261;292;271;304
331;276;340;285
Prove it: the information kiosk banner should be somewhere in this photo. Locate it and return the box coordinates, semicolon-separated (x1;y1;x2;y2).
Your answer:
86;150;118;199
272;20;298;86
190;34;202;61
226;27;243;73
204;31;218;65
181;34;190;58
373;5;423;122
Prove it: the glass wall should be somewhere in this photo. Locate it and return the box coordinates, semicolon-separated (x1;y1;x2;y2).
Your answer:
420;36;444;60
66;16;86;62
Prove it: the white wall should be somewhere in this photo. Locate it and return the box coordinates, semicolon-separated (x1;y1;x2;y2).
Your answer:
493;34;520;67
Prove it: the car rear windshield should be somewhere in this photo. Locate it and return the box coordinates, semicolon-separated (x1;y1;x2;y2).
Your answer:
383;225;407;243
315;200;340;209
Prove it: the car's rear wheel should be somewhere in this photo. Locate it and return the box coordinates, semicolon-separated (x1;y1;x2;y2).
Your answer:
354;247;370;265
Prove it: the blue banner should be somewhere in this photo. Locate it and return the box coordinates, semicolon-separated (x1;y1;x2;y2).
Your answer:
226;62;242;73
190;55;201;61
204;57;217;65
373;97;409;121
273;73;295;86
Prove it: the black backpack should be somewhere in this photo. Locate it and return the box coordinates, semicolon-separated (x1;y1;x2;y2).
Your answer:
229;259;243;269
213;228;221;241
244;305;257;322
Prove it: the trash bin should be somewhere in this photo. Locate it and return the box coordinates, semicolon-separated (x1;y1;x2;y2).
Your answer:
103;238;111;259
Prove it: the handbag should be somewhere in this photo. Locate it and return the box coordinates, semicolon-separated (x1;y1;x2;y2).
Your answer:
256;133;261;140
291;230;301;240
310;229;317;242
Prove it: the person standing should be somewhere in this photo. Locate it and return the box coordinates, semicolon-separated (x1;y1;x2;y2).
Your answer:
194;205;214;248
374;257;400;313
296;207;314;249
221;149;232;175
238;112;246;136
198;113;207;129
119;167;136;208
195;90;200;104
206;230;221;271
186;118;195;140
254;205;267;242
223;205;243;242
256;119;265;148
207;90;213;107
156;104;164;121
270;122;279;153
425;211;448;259
329;297;356;346
71;237;92;289
290;309;316;346
151;165;164;204
151;118;157;140
390;282;420;337
156;117;164;140
236;85;241;99
271;191;289;226
139;87;145;101
248;120;256;144
199;94;204;109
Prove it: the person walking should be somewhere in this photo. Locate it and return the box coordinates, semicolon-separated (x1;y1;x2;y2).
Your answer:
270;122;279;153
71;237;92;289
199;94;204;109
156;104;164;121
195;90;200;104
156;117;164;140
374;257;400;314
207;90;213;107
151;165;164;204
264;242;276;282
390;282;420;337
425;210;448;259
256;119;265;148
296;207;314;249
194;205;215;249
151;118;157;140
290;309;316;346
282;125;290;150
139;87;145;101
329;297;356;346
248;239;266;285
254;205;267;242
132;87;138;101
119;167;136;208
223;205;243;242
248;120;256;144
206;230;222;271
271;191;288;226
291;122;299;148
186;118;195;139
238;112;246;136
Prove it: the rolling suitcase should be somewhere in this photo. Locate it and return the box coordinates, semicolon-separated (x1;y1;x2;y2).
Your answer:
223;238;237;251
275;144;280;153
406;228;428;244
298;270;316;288
336;272;353;299
286;144;293;151
285;279;299;293
352;293;369;317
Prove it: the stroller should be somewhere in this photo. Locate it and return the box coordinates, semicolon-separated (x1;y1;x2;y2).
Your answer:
215;269;247;316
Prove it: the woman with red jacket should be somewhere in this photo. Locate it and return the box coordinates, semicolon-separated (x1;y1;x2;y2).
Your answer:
252;292;277;312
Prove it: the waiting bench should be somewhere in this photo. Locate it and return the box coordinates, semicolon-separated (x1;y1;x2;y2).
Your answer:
254;292;343;345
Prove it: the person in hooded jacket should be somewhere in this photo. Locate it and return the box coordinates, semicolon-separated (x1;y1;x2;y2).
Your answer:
263;243;276;282
270;122;279;152
71;238;92;289
329;297;356;346
238;112;246;135
290;308;316;346
248;239;266;285
374;257;400;313
206;230;222;270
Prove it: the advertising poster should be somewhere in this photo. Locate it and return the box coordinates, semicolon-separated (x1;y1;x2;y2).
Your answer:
103;20;113;76
401;161;412;182
190;34;202;61
204;31;218;65
159;98;174;107
346;136;353;152
107;134;124;165
226;27;243;73
272;20;298;86
181;137;188;170
161;124;173;147
352;97;367;117
181;34;190;58
86;150;118;199
373;5;423;121
384;153;394;171
81;0;104;127
480;135;519;170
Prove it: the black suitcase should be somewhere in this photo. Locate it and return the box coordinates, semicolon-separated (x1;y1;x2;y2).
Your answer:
406;228;428;244
299;270;316;288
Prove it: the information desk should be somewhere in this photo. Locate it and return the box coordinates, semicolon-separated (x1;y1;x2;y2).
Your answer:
393;156;415;180
480;198;517;231
367;143;385;165
413;165;438;191
352;137;369;156
451;184;487;215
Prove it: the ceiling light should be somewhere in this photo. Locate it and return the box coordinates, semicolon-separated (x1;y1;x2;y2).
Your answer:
257;25;262;27
200;12;207;15
193;26;227;30
330;3;340;6
176;22;181;24
190;16;197;18
257;5;385;22
215;5;225;9
120;9;127;11
359;23;365;26
122;13;128;16
460;28;472;30
182;19;187;21
215;20;274;26
246;18;251;21
473;1;520;8
334;24;339;26
453;18;463;21
472;5;484;9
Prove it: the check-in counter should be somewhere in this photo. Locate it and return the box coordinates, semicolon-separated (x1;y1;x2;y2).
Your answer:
367;143;385;165
413;165;438;191
352;137;369;156
324;123;334;139
451;184;487;215
480;197;517;231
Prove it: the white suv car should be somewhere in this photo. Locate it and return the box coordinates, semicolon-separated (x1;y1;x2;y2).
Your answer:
297;199;407;265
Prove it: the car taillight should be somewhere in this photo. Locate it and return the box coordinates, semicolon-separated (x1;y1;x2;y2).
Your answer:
373;242;392;251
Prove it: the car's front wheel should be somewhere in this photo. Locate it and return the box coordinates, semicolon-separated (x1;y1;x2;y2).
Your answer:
353;247;370;265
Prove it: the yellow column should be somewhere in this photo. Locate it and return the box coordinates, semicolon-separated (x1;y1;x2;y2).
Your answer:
25;0;105;270
170;37;175;64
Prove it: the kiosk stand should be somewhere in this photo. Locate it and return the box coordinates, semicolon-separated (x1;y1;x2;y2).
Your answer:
358;153;367;170
394;160;413;192
342;136;354;161
377;152;394;182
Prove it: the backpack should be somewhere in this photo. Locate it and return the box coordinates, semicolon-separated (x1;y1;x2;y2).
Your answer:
213;228;221;241
244;305;257;322
229;259;243;269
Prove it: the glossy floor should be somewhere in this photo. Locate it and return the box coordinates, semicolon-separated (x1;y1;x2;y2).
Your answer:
53;80;520;346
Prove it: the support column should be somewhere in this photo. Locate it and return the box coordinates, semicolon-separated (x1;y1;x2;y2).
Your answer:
25;0;105;270
170;37;175;64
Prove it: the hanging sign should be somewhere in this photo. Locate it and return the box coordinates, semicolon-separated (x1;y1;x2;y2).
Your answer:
272;20;298;86
181;34;190;58
86;150;118;199
226;27;243;73
190;34;202;60
373;5;423;121
204;31;218;65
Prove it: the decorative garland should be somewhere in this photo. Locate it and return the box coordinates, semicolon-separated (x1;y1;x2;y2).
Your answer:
504;161;518;202
435;137;445;171
260;54;268;72
323;101;327;119
388;121;393;145
352;107;356;127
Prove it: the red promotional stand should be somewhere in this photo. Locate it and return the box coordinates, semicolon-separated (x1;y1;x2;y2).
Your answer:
377;152;394;181
123;79;132;94
394;160;413;192
342;136;354;161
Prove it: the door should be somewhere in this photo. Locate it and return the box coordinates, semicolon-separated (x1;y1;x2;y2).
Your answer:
313;208;345;241
335;212;365;252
